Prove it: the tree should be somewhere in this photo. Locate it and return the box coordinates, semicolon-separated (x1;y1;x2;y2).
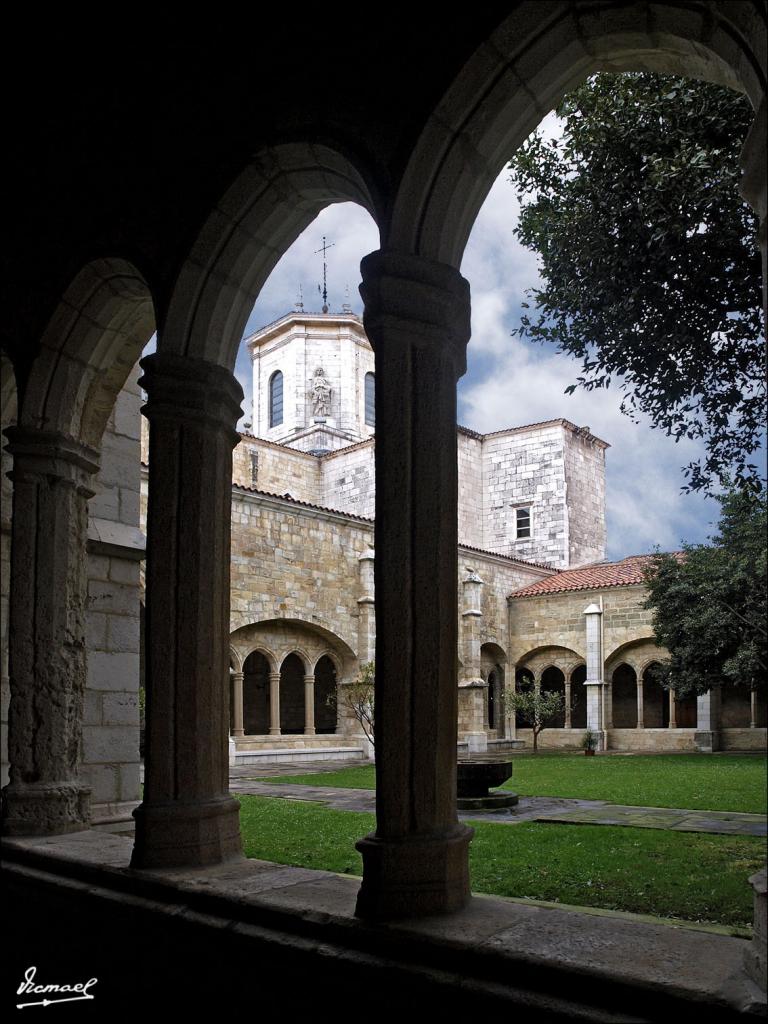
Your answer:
328;661;375;747
506;680;566;753
508;72;764;493
643;488;767;697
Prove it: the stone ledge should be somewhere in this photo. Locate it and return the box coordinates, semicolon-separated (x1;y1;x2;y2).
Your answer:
3;832;765;1019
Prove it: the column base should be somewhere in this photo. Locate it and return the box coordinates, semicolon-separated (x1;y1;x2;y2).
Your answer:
355;824;473;920
2;780;91;836
131;795;242;869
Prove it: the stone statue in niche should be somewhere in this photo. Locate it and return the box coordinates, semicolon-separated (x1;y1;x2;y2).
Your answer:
310;367;332;417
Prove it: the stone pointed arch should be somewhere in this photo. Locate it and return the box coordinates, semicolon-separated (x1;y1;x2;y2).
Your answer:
19;258;155;448
161;144;380;369
389;2;765;267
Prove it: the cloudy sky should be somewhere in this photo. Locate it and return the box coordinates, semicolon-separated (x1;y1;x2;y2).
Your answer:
234;124;724;562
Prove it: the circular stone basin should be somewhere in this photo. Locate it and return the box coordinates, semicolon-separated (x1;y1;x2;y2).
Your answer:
457;759;514;798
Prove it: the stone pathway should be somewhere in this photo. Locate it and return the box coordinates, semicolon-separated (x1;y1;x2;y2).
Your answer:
231;778;767;837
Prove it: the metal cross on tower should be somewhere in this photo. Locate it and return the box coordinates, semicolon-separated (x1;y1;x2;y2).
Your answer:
315;235;335;312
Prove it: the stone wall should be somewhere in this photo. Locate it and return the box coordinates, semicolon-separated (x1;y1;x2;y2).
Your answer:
457;430;483;548
84;367;144;824
229;488;372;654
232;433;323;504
321;440;376;518
563;428;607;567
509;584;657;668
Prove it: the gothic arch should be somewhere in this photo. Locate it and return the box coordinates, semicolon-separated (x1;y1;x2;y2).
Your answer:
313;649;343;676
241;645;278;674
229;646;243;673
279;648;311;673
389;2;765;267
18;258;155;448
606;638;663;674
160;143;380;370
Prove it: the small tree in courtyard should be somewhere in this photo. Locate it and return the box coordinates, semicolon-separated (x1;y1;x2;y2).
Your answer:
328;661;375;747
506;682;566;754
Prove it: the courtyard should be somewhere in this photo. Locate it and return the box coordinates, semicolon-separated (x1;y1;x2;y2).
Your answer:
227;753;767;931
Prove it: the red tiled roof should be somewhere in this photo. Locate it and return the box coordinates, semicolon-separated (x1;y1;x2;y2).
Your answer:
508;554;674;599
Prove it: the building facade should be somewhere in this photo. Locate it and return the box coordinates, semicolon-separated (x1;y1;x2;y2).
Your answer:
136;310;766;761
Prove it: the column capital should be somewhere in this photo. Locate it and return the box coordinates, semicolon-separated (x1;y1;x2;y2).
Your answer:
4;426;100;495
360;249;471;375
139;352;243;443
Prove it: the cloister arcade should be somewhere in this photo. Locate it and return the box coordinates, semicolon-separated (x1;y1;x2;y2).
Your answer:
2;3;766;1014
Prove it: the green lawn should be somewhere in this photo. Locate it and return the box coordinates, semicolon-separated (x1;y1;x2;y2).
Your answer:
238;795;764;929
263;753;768;813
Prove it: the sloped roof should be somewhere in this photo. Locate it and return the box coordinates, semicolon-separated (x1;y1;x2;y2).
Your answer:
508;554;667;599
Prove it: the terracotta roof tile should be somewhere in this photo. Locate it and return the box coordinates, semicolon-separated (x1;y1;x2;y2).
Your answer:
508;554;675;599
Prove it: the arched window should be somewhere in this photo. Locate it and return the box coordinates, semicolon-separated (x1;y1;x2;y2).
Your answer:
364;371;375;426
269;370;283;428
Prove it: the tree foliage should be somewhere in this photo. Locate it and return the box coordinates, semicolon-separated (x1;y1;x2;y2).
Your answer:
329;661;375;746
506;684;565;753
643;489;767;696
509;72;764;493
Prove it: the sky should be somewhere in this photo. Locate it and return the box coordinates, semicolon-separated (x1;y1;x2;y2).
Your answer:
233;120;725;561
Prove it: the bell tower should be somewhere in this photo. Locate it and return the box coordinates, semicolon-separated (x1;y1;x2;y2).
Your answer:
245;309;375;454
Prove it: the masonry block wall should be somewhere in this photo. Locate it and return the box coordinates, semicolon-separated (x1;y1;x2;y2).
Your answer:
563;429;608;566
229;489;372;652
321;441;376;518
232;434;323;504
457;430;484;548
84;368;144;824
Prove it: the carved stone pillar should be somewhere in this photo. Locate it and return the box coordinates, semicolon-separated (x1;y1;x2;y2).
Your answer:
269;672;281;736
304;674;316;736
637;678;644;729
355;250;473;920
750;690;758;730
232;672;244;738
2;428;98;834
131;353;242;869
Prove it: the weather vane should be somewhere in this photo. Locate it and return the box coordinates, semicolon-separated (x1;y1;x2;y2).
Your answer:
315;235;335;312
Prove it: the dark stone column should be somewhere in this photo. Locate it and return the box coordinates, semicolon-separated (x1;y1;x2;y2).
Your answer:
355;250;474;919
2;428;99;834
131;353;242;868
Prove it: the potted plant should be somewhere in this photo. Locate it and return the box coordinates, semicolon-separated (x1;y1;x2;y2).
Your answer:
582;728;599;756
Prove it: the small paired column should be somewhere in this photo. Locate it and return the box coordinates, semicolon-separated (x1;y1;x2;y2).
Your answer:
668;689;677;729
131;353;243;869
564;678;572;729
232;672;245;738
355;250;473;920
2;428;99;834
637;677;644;729
269;672;281;735
750;690;758;729
304;674;316;736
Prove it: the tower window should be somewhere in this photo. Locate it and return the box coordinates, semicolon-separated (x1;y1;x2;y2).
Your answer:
516;507;531;539
269;370;283;428
365;372;375;426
